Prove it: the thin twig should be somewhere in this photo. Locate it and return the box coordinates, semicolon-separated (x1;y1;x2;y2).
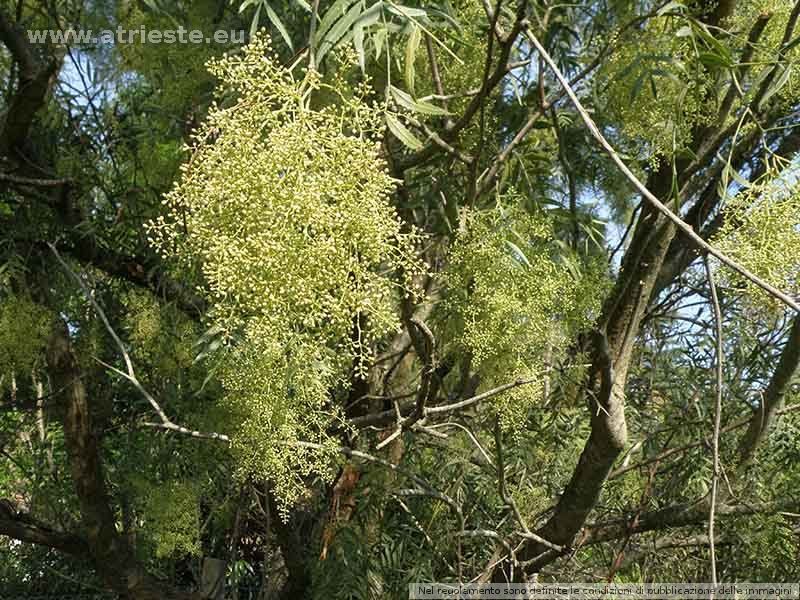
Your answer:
424;32;451;126
350;376;539;428
308;0;320;68
0;172;70;187
705;256;724;586
48;243;230;443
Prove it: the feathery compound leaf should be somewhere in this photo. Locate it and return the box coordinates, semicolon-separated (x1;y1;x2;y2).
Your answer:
316;0;361;40
317;1;371;63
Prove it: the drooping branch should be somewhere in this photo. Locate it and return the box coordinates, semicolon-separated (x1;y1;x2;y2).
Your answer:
49;243;229;443
704;257;724;585
48;234;206;321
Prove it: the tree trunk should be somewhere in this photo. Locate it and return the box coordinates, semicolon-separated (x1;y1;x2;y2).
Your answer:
46;319;201;600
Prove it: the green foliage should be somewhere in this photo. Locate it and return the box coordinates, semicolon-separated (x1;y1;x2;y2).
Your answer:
6;0;800;593
441;201;600;428
122;289;196;376
149;35;423;510
115;4;223;117
138;478;202;558
713;176;800;310
597;14;713;160
0;295;51;387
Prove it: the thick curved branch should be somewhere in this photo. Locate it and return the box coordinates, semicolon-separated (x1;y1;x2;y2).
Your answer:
0;8;61;154
526;27;800;313
737;315;800;467
0;501;89;557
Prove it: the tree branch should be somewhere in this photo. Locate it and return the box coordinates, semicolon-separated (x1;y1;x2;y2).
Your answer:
737;315;800;467
0;8;61;154
0;500;89;557
49;243;229;443
46;320;199;599
525;27;800;313
704;257;724;585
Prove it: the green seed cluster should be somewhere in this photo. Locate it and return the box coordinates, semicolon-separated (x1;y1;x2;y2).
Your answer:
713;179;800;311
0;295;51;387
222;333;341;515
148;35;422;510
442;204;581;429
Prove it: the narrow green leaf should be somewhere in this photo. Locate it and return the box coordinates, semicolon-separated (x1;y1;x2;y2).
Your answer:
691;21;733;67
389;85;449;116
239;0;258;13
351;3;383;33
728;166;751;190
264;2;294;51
316;0;361;42
405;25;421;94
698;51;731;70
657;0;686;15
249;3;262;38
317;1;366;63
504;240;531;268
759;64;792;110
386;113;423;150
386;4;428;18
374;26;387;60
